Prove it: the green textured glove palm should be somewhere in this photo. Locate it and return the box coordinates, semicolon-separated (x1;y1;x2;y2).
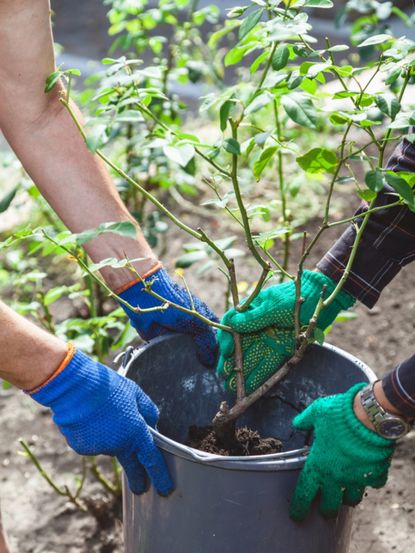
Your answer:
216;327;296;393
290;383;395;521
217;271;355;393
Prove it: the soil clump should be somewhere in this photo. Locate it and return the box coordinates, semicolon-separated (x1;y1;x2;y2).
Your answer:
187;425;282;456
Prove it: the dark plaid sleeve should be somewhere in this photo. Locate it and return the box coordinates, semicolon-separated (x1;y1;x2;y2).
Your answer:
317;136;415;308
317;136;415;417
382;355;415;419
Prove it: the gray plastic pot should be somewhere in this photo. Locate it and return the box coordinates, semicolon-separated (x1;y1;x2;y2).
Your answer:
119;333;376;553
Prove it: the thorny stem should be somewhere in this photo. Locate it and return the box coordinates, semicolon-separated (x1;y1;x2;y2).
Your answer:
250;41;278;103
41;231;169;315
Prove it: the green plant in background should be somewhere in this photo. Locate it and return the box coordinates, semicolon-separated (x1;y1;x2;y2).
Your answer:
53;0;415;435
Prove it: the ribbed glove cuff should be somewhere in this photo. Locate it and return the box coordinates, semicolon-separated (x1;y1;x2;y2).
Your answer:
30;349;115;424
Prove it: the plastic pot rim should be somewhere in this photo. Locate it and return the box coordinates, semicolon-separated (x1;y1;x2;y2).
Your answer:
124;338;376;472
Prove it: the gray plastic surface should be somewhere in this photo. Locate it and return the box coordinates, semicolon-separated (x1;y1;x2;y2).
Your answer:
122;334;377;553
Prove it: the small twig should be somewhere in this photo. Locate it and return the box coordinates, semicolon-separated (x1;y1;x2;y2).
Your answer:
237;263;271;313
20;439;88;512
126;262;232;332
88;457;121;497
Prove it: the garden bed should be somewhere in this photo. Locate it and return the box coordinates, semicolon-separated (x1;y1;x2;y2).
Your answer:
1;217;414;553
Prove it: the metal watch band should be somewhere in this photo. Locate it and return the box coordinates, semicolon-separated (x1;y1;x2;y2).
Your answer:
360;382;412;439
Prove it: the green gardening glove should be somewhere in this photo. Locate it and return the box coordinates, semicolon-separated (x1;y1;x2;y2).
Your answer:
216;327;296;393
290;383;395;521
216;271;355;392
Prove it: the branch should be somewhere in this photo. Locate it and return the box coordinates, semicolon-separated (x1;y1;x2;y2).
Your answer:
214;286;327;425
20;439;88;512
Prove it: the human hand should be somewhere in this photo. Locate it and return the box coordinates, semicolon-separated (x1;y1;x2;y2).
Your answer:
216;271;355;391
289;383;395;521
216;327;296;394
118;267;219;369
219;271;355;335
29;345;173;496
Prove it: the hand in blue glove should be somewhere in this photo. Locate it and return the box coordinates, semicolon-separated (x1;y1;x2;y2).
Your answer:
117;266;219;368
29;344;173;496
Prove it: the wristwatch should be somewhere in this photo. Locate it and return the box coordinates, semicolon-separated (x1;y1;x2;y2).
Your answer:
360;382;413;440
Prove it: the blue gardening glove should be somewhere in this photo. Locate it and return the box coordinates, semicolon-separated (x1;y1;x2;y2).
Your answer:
118;267;219;368
290;383;395;521
29;345;173;496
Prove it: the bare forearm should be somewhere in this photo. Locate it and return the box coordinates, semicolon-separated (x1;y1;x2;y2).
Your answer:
1;95;158;289
0;0;158;290
0;300;66;390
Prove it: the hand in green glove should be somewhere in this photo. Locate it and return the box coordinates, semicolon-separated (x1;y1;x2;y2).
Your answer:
217;271;355;392
290;383;395;521
216;327;296;393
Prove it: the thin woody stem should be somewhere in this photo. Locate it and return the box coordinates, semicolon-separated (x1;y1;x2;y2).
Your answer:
218;287;327;424
61;99;233;272
20;439;88;512
126;263;232;332
41;231;166;314
229;119;268;270
237;263;271;313
227;260;246;402
328;200;402;228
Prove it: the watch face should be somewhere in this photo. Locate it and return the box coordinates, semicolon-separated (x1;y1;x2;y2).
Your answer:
378;419;408;439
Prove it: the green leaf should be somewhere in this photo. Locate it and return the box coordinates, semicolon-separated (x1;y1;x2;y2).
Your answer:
250;51;268;74
313;327;325;345
386;173;415;207
220;100;233;131
75;221;137;246
64;68;81;77
163;144;195;167
239;8;263;41
272;44;289;71
0;186;18;213
223;138;241;156
357;189;377;202
374;95;400;120
358;34;393;48
224;45;249;67
175;250;207;268
44;70;63;93
281;93;317;129
327;44;349;52
365;169;386;193
253;146;278;180
44;286;69;307
304;0;333;7
297;148;337;174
